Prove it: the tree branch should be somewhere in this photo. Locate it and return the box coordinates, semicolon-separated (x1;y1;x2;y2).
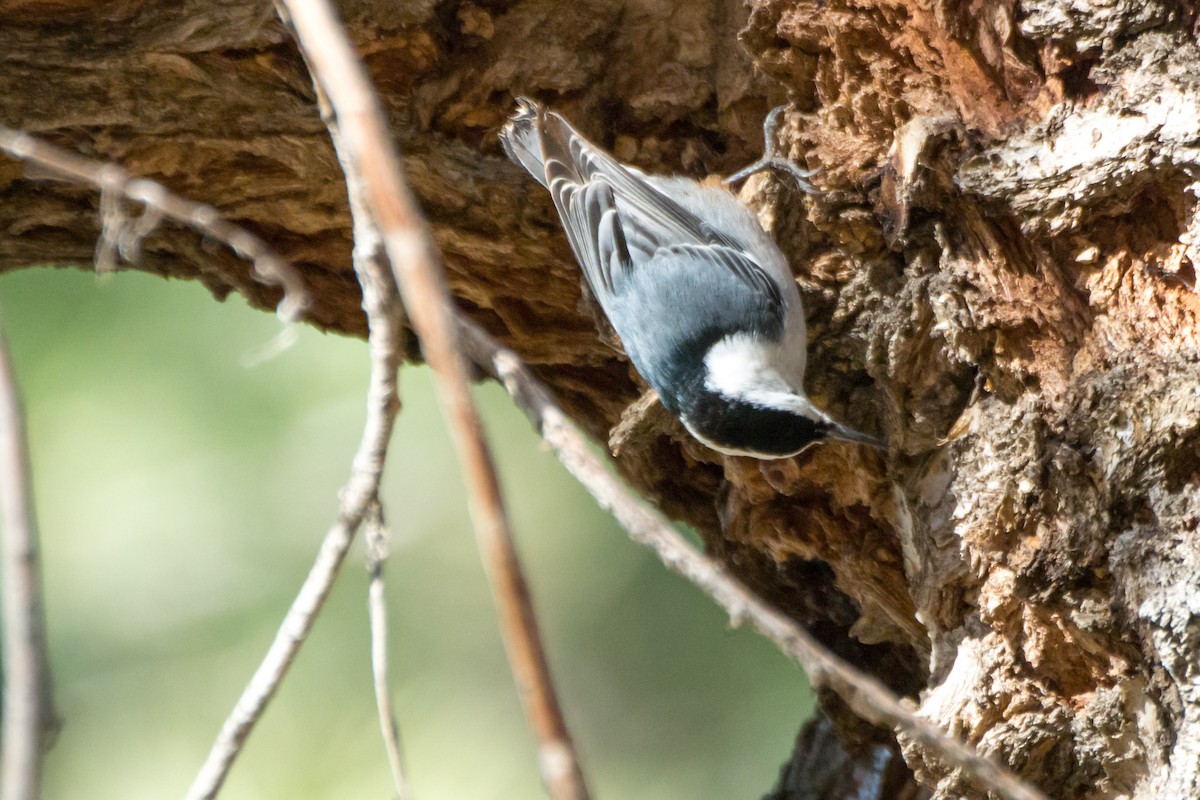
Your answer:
0;125;406;800
182;191;405;798
455;319;1051;800
0;109;1047;800
272;3;592;798
312;73;415;800
0;127;309;325
0;308;55;800
365;503;413;800
182;108;407;797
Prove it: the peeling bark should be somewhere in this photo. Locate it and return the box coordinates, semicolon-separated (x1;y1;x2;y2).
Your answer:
3;1;1200;798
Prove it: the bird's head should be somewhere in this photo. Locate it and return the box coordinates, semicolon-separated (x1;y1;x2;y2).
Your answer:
682;387;884;459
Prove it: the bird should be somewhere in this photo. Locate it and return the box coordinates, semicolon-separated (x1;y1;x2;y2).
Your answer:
499;97;882;459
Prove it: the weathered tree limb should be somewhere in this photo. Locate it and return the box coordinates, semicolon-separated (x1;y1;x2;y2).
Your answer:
4;1;1200;798
0;118;1047;800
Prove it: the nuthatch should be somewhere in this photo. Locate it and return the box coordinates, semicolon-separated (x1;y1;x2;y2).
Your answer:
501;98;881;458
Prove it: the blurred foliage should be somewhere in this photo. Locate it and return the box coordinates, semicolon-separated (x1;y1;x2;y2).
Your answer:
0;267;813;799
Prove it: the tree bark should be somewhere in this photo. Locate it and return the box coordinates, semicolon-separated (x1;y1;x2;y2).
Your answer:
4;1;1200;797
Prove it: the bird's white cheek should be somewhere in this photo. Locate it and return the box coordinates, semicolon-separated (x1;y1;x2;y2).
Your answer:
702;334;794;401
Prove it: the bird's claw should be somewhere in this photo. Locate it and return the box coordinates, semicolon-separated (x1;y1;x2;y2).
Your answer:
724;158;823;195
724;105;824;196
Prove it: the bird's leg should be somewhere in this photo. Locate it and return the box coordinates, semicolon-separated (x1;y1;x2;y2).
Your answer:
724;105;822;195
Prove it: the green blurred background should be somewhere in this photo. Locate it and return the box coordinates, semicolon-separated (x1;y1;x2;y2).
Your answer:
0;267;813;799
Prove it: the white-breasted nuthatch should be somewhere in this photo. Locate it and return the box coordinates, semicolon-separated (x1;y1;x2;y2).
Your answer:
500;98;882;458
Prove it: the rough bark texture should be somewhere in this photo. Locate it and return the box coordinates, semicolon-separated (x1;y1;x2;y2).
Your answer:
3;1;1200;798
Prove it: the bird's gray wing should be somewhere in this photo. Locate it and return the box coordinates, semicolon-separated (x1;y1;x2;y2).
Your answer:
543;161;632;296
518;101;784;314
611;242;787;403
659;241;785;317
624;242;786;332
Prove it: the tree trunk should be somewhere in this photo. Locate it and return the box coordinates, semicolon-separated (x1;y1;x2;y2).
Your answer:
4;1;1199;797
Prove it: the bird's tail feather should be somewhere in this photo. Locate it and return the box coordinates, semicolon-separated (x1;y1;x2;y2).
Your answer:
501;97;601;188
499;98;630;300
499;97;552;188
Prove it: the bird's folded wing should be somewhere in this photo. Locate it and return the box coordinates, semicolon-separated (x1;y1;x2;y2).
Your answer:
535;106;783;315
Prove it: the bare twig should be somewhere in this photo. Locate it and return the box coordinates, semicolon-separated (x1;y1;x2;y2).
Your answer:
272;4;590;799
303;57;417;800
0;124;405;800
300;73;416;800
455;319;1051;800
183;294;401;799
0;309;55;800
365;504;413;800
182;152;405;799
0;126;309;323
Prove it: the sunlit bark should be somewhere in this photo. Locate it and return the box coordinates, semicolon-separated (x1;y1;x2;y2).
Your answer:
4;1;1199;797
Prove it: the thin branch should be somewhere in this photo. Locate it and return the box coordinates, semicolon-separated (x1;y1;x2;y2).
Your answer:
183;259;401;799
0;125;405;800
182;145;405;800
272;4;591;799
365;504;413;800
302;60;416;800
455;319;1051;800
0;309;55;800
0;126;309;323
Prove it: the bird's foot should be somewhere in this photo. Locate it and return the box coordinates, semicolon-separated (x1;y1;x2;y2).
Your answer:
724;105;822;195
